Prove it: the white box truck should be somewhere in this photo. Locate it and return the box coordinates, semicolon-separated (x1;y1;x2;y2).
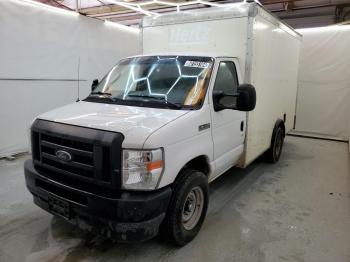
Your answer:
24;2;301;245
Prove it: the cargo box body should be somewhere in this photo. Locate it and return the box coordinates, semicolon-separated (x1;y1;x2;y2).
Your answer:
142;3;302;167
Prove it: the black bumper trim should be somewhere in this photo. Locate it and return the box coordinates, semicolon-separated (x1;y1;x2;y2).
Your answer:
24;160;172;242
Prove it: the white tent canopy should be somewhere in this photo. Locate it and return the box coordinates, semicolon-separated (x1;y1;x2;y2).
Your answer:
295;25;350;142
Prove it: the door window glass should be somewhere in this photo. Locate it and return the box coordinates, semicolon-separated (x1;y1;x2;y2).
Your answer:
213;61;239;108
213;61;238;94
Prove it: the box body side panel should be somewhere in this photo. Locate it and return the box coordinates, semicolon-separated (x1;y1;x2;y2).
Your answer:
239;14;301;167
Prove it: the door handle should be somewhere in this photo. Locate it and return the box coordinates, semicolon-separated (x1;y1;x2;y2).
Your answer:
240;121;244;131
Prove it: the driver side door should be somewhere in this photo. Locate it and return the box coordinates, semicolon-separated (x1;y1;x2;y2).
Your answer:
209;58;246;179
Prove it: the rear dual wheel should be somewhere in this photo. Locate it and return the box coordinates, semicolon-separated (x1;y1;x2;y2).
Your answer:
265;124;284;163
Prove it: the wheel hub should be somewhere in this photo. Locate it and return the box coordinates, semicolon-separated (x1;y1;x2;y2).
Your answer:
182;187;204;231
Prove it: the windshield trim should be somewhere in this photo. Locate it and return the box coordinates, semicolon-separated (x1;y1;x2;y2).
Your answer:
83;96;202;110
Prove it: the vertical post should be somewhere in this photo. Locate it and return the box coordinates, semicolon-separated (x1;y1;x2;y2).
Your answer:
77;56;80;102
75;0;79;13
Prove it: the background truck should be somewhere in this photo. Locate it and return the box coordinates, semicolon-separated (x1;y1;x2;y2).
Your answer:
24;2;301;246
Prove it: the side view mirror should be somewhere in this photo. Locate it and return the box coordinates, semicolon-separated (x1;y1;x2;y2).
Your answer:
236;84;256;111
91;79;99;91
213;84;256;112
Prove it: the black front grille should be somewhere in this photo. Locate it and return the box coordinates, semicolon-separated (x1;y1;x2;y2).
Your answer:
40;134;95;180
31;119;124;192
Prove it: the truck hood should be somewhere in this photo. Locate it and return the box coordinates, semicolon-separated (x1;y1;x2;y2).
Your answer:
37;101;189;148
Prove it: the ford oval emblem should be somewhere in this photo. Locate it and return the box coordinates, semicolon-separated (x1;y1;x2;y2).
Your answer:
55;150;72;162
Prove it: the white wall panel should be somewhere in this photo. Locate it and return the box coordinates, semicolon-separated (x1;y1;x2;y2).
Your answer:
0;0;140;157
0;81;78;156
295;26;350;141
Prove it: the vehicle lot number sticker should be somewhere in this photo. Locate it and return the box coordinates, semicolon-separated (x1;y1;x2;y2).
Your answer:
184;61;211;68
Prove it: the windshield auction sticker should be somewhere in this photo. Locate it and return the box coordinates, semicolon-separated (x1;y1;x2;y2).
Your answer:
184;61;211;68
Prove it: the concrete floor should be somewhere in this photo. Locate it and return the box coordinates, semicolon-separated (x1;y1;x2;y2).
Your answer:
0;136;349;262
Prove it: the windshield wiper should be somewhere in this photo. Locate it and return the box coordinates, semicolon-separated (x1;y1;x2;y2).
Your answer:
90;91;112;96
126;94;182;109
87;91;119;102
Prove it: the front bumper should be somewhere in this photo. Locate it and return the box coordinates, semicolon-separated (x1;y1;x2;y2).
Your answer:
24;160;172;242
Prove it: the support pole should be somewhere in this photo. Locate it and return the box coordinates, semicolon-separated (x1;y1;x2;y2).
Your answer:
75;0;79;13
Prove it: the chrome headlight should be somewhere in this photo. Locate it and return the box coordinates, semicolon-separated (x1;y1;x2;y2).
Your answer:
122;148;164;190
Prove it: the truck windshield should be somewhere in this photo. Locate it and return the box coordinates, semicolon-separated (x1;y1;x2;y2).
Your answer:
86;56;214;110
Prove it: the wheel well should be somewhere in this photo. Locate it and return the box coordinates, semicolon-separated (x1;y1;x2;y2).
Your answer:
171;156;210;189
182;155;210;176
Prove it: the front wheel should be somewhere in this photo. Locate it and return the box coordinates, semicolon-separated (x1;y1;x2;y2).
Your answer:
161;169;209;246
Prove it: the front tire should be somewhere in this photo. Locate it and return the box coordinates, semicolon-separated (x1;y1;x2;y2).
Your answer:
161;169;209;246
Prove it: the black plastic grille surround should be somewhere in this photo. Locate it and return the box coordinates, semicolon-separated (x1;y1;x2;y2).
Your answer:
31;119;124;195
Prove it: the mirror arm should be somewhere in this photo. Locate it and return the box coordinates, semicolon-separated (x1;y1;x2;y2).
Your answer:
222;92;239;97
91;79;99;91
